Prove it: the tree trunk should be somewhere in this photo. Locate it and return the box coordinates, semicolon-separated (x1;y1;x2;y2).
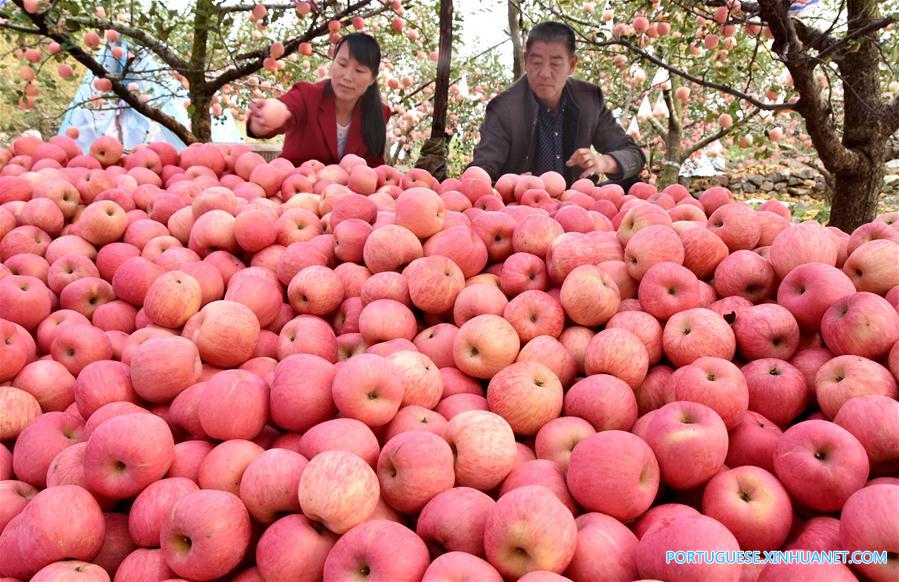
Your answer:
507;0;524;80
413;0;453;180
430;0;453;139
660;87;682;187
829;153;884;231
188;0;213;142
189;93;213;143
827;0;885;229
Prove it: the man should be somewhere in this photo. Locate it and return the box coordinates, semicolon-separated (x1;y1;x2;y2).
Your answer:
470;21;645;189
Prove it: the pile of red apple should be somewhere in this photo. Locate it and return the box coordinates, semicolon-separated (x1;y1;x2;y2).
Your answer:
1;132;897;582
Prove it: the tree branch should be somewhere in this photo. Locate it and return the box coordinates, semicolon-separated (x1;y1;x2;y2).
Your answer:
0;21;42;34
590;37;794;112
208;0;377;93
794;14;895;62
682;108;761;160
756;0;863;174
219;2;298;13
65;16;190;72
17;5;196;144
885;95;899;135
646;115;667;136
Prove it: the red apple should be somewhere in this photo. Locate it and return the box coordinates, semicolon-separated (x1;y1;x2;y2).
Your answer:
443;410;516;491
12;410;83;488
378;430;455;514
197;439;264;494
834;395;899;475
662;307;735;367
363;224;423;273
564;512;639;581
483;485;577;578
644;401;729;489
160;489;251;580
129;336;202;403
395;187;446;238
256;514;337;582
773;420;869;511
636;514;741;581
839;484;899;582
584;328;648;389
331;353;403;427
487;361;563;436
323;520;430;582
128;477;200;547
559;264;621;326
769;221;838;279
239;448;307;524
298;450;380;534
742;358;808;426
713;249;776;304
143;270;202;328
199;369;269;440
404;255;465;315
183;300;261;367
422;552;503;581
733;303;801;361
567;430;659;521
270;354;337;432
83;412;174;500
637;261;702;320
299;418;379;467
15;485;105;577
707;202;760;251
814;355;897;419
563;374;637;432
820;292;899;359
702;465;793;550
777;263;857;333
453;314;520;379
843;239;899;295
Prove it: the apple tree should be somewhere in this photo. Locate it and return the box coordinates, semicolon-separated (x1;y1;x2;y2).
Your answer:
0;0;408;144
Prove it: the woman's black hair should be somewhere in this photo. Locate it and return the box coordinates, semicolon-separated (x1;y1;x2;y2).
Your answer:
332;33;386;158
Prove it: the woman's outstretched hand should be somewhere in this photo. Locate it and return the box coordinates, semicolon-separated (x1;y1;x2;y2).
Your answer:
248;98;291;137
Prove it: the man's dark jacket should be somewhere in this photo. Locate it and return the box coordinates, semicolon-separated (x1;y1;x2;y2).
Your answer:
469;75;645;187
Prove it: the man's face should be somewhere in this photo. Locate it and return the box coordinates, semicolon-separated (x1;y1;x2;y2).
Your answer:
525;40;577;108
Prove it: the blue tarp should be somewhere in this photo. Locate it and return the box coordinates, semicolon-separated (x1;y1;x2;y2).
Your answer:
58;40;242;152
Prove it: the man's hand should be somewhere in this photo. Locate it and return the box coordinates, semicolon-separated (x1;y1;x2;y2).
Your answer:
248;98;291;137
565;148;620;179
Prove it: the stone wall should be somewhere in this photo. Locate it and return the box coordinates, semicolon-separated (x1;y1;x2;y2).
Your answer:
678;160;899;200
680;166;829;199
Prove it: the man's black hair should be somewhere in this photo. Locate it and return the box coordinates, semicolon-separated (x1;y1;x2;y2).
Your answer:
525;21;577;56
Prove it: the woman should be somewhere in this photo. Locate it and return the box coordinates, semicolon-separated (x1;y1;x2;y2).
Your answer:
247;33;390;166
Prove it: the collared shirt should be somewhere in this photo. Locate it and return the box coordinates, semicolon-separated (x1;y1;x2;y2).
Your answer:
532;88;568;175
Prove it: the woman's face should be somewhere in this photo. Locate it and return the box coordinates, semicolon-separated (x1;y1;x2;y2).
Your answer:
330;43;376;104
